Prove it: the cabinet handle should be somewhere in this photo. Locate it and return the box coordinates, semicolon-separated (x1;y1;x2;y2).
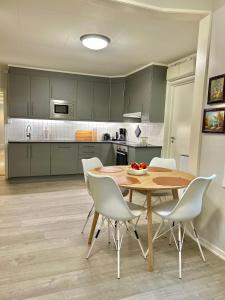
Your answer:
57;146;72;149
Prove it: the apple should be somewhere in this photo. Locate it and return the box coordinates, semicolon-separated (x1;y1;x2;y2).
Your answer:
140;162;147;169
131;162;139;169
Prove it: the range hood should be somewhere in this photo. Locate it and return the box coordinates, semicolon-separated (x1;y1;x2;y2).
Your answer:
123;112;142;119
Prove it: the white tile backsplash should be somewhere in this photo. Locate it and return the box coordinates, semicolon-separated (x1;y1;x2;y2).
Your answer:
7;119;164;146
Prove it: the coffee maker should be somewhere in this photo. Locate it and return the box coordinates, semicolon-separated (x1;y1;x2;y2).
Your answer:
119;128;127;141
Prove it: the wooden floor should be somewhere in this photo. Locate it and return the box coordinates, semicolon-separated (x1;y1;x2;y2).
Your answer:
0;175;225;300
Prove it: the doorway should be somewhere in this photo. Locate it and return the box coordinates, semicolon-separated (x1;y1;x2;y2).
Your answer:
167;78;194;170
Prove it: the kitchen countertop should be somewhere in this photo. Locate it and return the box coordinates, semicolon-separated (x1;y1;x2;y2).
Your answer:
8;140;162;148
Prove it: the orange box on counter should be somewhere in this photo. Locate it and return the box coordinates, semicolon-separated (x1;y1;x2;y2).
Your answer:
75;130;97;141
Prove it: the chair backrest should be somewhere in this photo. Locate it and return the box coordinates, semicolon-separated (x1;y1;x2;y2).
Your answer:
150;157;176;170
82;157;103;183
169;174;216;221
87;173;134;221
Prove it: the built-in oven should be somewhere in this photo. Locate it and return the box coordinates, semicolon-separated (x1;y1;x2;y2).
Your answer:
50;99;74;120
116;145;128;165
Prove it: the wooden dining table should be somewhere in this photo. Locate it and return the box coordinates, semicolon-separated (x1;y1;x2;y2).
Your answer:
87;165;194;272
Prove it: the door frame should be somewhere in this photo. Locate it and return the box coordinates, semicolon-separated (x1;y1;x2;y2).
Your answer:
162;75;195;159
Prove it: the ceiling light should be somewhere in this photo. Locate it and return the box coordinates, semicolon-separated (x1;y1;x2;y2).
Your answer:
80;34;110;50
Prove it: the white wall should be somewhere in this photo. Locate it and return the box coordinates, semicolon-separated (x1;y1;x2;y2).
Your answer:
196;5;225;257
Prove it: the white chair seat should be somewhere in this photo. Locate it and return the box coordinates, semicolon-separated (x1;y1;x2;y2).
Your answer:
127;201;146;217
153;199;178;218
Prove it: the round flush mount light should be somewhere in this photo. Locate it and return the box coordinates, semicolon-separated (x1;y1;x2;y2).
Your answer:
80;34;111;50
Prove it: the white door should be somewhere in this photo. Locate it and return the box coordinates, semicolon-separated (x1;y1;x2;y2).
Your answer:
169;80;194;169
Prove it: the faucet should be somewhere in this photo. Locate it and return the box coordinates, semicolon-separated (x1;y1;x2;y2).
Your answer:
26;124;32;140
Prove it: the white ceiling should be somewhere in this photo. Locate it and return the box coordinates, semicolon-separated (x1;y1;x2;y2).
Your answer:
0;0;203;76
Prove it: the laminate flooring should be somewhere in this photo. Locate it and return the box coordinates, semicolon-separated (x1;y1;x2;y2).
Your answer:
0;175;225;300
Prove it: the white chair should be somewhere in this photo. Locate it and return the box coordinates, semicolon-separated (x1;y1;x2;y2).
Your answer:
150;157;177;201
81;157;129;233
145;174;216;279
81;157;103;234
86;173;146;279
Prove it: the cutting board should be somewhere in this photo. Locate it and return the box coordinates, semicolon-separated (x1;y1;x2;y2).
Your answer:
75;130;97;141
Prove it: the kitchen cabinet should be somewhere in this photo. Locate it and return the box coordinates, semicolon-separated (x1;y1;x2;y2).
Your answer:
167;57;196;81
51;143;78;175
125;65;167;122
31;76;50;118
50;77;76;102
100;143;113;166
128;147;161;165
30;143;51;176
110;79;125;122
77;143;99;173
93;81;110;121
8;73;30;117
8;143;30;177
76;79;93;120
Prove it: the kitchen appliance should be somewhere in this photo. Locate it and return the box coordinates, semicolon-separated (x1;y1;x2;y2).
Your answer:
119;128;127;141
112;132;119;141
50;99;74;120
116;145;128;165
103;133;111;141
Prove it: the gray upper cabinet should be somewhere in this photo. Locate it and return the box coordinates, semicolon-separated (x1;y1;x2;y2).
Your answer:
51;143;78;175
110;79;125;122
149;66;167;122
76;79;93;120
50;77;76;101
125;65;167;122
8;73;30;117
93;81;110;121
30;143;51;176
8;143;30;178
31;76;50;118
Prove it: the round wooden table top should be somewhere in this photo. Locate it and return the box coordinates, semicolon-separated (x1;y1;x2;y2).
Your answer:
89;165;194;191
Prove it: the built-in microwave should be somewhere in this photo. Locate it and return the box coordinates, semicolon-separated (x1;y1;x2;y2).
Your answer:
50;99;74;120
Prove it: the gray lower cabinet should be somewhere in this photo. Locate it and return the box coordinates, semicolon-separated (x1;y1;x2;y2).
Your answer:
31;76;50;118
8;73;30;117
51;143;78;175
8;143;30;178
100;143;113;166
110;79;125;122
76;80;93;120
128;147;161;165
93;81;110;121
30;144;51;176
50;77;76;101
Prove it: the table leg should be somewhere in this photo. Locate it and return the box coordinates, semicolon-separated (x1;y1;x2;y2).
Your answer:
146;190;153;272
172;189;179;200
88;211;99;245
129;189;133;202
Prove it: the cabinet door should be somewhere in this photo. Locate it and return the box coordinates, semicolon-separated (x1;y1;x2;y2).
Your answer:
76;80;93;120
110;81;125;122
51;144;78;175
30;143;50;176
8;143;30;178
93;81;110;121
100;144;113;166
50;77;76;101
31;76;50;118
8;74;30;117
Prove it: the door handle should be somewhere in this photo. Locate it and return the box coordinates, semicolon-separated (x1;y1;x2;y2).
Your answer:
170;136;176;143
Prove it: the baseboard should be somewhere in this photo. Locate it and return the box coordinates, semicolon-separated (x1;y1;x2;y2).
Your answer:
186;229;225;261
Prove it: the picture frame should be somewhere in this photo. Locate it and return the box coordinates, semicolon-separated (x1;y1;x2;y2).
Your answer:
208;74;225;104
202;108;225;133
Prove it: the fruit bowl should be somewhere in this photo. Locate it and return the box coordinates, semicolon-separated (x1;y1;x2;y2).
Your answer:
127;167;147;176
127;162;148;176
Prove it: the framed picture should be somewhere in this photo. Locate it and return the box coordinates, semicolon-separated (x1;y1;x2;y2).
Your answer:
208;75;225;104
202;108;225;133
